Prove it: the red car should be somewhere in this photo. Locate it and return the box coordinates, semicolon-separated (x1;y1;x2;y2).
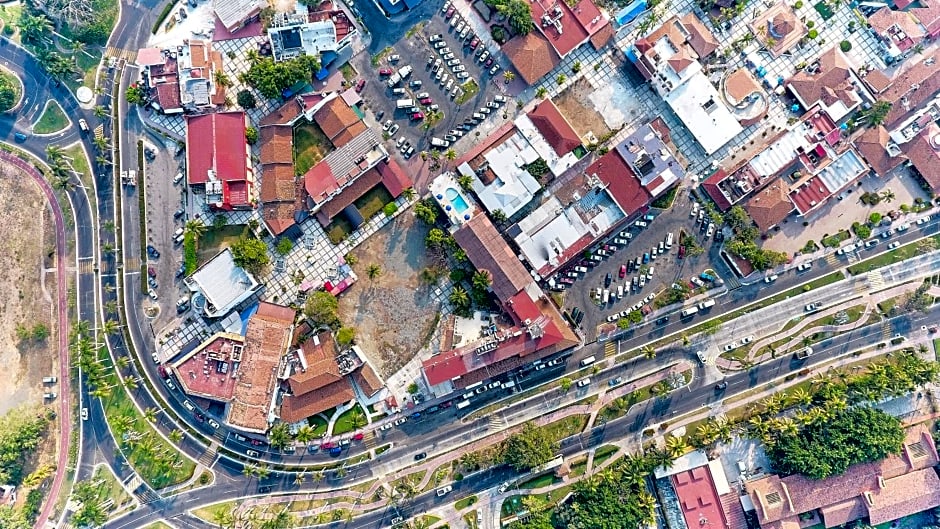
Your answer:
419;97;433;105
320;441;334;449
678;246;686;259
411;112;424;120
352;432;364;441
378;68;393;76
148;266;157;278
355;79;366;92
619;264;627;279
469;38;479;49
445;6;455;17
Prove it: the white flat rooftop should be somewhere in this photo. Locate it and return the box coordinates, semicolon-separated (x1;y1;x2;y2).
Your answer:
185;248;260;318
665;72;743;155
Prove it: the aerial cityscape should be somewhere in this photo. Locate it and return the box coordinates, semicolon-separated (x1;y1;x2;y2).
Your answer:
0;0;939;526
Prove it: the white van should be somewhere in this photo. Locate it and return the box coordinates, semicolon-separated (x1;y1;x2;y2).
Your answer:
665;232;674;248
617;285;624;299
456;400;471;409
681;306;700;317
580;356;596;367
501;380;516;390
602;289;610;304
462;392;474;400
698;299;716;310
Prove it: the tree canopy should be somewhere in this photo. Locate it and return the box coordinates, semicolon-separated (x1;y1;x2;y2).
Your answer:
503;422;556;471
240;55;320;99
0;406;49;485
767;407;904;480
304;291;340;328
554;463;657;529
0;74;17;112
230;237;270;275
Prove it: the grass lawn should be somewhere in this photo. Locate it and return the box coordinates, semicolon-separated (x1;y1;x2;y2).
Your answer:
325;215;353;245
308;413;329;436
193;501;239;524
143;523;174;529
0;67;22;109
455;80;479;105
933;339;940;361
354;184;393;221
91;465;134;513
333;403;366;435
196;225;244;264
339;63;356;82
651;185;678;209
455;494;478;510
542;414;587;443
0;4;23;42
848;234;940;275
75;49;104;90
593;444;619;467
33;100;70;134
293;121;332;175
63;143;93;187
519;473;558;489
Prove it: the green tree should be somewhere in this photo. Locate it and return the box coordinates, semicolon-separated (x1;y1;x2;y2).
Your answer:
268;421;292;450
503;422;555;471
237;89;257;109
0;77;16;112
766;407;904;479
498;0;534;35
169;429;184;444
556;462;656;529
535;86;548;99
366;263;382;281
125;83;147;105
230;236;270;275
449;285;471;310
304;290;339;327
275;237;293;256
336;326;356;346
862;100;892;127
239;55;321;99
471;270;491;292
559;377;572;392
18;12;52;43
414;199;439;225
295;425;316;444
245;125;259;145
184;219;207;240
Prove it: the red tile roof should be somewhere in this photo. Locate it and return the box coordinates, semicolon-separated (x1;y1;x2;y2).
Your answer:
750;424;940;528
526;0;589;57
744;180;792;232
352;363;384;397
881;48;940;128
502;32;561;85
303;158;338;200
680;13;719;57
260;125;293;165
912;1;940;37
453;214;532;302
288;331;342;395
260;164;297;204
702;169;733;211
854;126;906;177
588;149;651;216
672;466;729;529
155;82;181;112
788;174;833;215
787;47;858;110
376;158;413;197
314;96;366;147
902;123;940;192
185;112;248;185
526;100;582;156
262;202;298;236
314;166;383;225
280;379;355;423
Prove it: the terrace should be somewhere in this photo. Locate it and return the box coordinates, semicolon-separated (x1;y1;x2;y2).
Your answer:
170;333;244;402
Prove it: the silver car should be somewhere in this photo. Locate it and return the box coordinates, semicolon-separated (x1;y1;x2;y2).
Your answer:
456;21;465;33
454;65;466;72
456;71;470;79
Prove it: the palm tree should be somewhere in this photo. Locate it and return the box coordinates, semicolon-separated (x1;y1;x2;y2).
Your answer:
19;13;52;43
445;149;457;161
366;263;382;281
93;105;108;119
350;406;367;429
255;464;271;480
503;71;515;84
642;345;656;359
664;435;687;458
449;285;470;308
169;430;184;444
401;187;417;201
536;86;548;99
95;154;111;166
144;407;158;422
101;319;120;335
211;508;234;529
295;424;315;445
242;463;258;478
93;135;109;151
115;355;129;369
45;144;65;162
184;219;207;240
880;189;895;203
471;270;491;292
293;472;306;486
123;376;138;391
70;39;87;55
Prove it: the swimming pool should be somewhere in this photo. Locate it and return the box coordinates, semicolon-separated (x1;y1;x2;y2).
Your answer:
445;187;470;214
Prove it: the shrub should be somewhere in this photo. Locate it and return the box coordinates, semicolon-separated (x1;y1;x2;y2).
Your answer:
806;20;815;28
852;222;871;239
245;126;259;145
868;212;882;225
840;40;852;52
237;90;257;109
794;0;803;7
383;202;399;217
808;29;819;39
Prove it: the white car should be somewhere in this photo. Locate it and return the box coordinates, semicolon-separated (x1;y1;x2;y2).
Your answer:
916;215;931;225
151;352;160;363
635;220;648;228
888;241;901;249
81;407;88;421
723;342;738;352
606;314;618;323
764;274;778;283
393;417;407;426
696;351;707;364
797;262;812;272
456;72;470;80
388;124;400;136
382;120;393;131
436;486;453;497
740;335;754;345
690;276;704;287
148;289;159;300
576;378;591;388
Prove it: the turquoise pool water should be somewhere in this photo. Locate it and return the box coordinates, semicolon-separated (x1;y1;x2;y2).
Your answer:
445;187;470;214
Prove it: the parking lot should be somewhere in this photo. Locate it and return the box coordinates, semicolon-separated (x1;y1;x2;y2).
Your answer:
557;188;727;337
354;3;506;158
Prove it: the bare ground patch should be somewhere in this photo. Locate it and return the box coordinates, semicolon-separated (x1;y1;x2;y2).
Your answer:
553;77;612;139
337;213;441;378
0;168;58;415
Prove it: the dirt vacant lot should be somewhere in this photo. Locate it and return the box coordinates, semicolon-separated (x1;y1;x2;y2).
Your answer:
554;78;612;139
0;166;58;414
337;213;442;377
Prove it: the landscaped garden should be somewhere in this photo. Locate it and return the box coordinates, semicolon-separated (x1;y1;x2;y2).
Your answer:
0;66;22;112
293;121;332;175
33;100;69;134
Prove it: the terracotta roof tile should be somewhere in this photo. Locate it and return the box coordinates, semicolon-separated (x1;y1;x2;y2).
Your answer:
854;126;905;177
863;69;892;94
314;96;363;145
314;166;384;225
744;179;792;232
453;214;531;302
352;363;383;397
288;331;343;395
227;302;294;433
502;32;561;85
260;98;304;127
280;379;354;423
881;48;940;128
750;3;805;57
680;13;719;57
260;125;293;165
787;47;856;109
262;202;298;236
901;123;940;192
260;164;297;203
526;100;582;156
911;2;940;36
